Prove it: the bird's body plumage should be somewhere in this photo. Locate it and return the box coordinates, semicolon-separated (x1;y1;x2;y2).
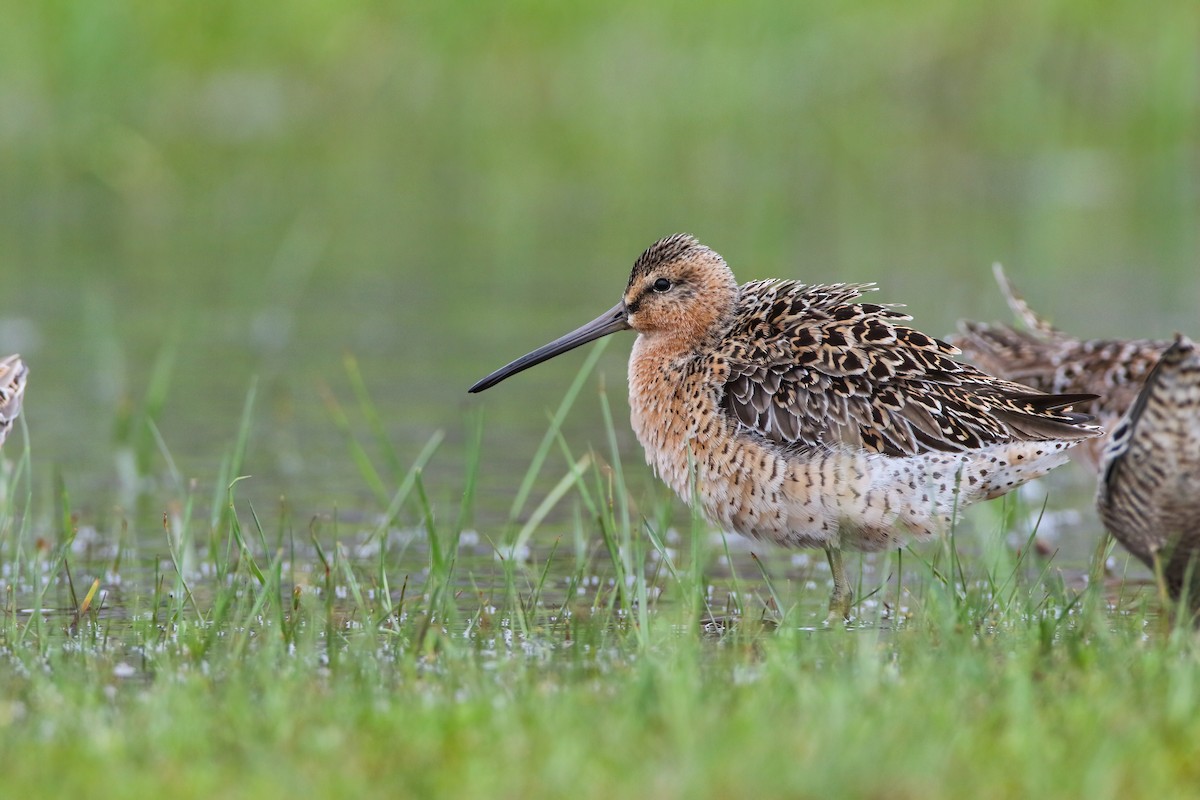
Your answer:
1097;335;1200;607
471;236;1101;616
627;272;1099;556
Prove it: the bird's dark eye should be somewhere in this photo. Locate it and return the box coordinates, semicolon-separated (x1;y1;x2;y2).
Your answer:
653;278;672;293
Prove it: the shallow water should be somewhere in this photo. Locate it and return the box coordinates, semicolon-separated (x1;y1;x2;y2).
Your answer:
1;479;1156;662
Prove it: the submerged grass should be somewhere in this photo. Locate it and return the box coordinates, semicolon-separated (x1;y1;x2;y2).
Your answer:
0;359;1196;799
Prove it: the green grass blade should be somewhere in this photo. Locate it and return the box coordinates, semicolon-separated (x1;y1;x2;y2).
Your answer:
320;381;390;508
508;338;608;522
343;352;404;482
511;453;592;556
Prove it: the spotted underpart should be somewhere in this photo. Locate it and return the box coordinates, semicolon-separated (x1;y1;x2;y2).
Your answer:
1097;335;1200;608
952;264;1169;471
0;354;27;449
626;236;1101;554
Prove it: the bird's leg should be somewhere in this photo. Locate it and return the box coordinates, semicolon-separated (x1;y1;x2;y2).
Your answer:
825;544;853;622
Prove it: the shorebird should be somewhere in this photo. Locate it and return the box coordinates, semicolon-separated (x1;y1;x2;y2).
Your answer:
952;264;1169;470
470;235;1101;619
1097;334;1200;612
0;354;28;449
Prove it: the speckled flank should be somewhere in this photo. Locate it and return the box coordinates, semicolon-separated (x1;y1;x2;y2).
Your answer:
0;354;27;449
1097;335;1200;604
952;264;1168;470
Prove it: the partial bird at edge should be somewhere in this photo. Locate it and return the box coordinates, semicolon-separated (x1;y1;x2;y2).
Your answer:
1097;333;1200;616
952;263;1169;471
0;354;28;450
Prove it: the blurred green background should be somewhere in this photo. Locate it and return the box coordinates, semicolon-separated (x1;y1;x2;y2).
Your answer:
2;0;1197;520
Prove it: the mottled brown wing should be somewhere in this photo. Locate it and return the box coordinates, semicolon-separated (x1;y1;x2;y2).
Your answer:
719;280;1097;457
952;321;1165;416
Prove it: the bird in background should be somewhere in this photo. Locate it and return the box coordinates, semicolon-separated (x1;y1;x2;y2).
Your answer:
470;235;1101;620
952;264;1170;471
0;354;28;450
1096;334;1200;615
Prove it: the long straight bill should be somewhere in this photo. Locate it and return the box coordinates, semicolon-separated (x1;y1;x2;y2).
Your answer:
468;301;630;393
